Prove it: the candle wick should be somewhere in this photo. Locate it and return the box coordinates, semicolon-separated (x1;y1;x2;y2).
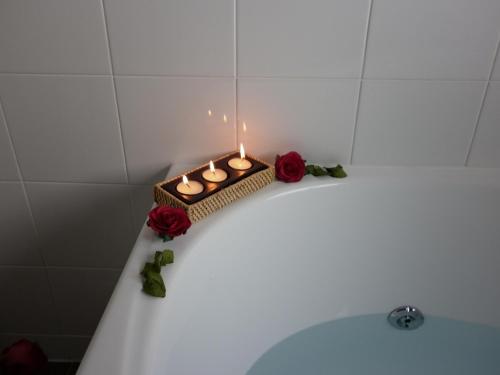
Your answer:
185;182;190;188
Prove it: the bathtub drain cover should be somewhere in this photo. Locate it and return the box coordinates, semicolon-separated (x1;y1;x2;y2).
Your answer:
387;306;424;330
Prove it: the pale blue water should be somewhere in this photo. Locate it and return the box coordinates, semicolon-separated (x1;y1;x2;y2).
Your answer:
247;315;500;374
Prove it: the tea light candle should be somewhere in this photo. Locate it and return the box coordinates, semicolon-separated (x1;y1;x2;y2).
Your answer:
202;160;228;182
228;143;252;170
176;175;203;195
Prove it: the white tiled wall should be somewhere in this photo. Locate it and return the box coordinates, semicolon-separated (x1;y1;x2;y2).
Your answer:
238;78;359;162
115;76;235;183
364;0;500;80
0;0;499;360
353;80;485;165
238;0;370;78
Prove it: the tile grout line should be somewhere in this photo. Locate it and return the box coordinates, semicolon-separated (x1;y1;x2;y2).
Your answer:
99;0;130;184
236;76;491;82
3;180;165;187
464;81;491;166
113;73;234;80
0;71;495;83
0;72;234;79
113;74;232;79
0;72;111;77
464;34;500;166
233;0;239;149
360;77;489;82
0;265;123;271
349;0;374;164
0;96;64;335
21;179;137;186
349;80;363;164
0;99;37;244
0;332;92;339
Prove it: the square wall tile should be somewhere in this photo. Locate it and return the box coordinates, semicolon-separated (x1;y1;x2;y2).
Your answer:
26;183;135;268
238;0;369;78
0;268;58;333
0;75;127;183
48;268;120;335
353;80;485;166
103;0;234;76
468;82;500;167
116;77;235;184
0;104;18;180
0;0;110;74
0;334;91;361
364;0;500;79
238;78;358;162
0;183;42;266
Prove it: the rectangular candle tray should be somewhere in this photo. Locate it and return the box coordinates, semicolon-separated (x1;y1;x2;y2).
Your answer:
154;152;275;223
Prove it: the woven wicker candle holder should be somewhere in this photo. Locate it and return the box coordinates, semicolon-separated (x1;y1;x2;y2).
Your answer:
154;152;275;223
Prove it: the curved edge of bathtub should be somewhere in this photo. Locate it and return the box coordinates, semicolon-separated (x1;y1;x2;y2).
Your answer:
76;166;500;375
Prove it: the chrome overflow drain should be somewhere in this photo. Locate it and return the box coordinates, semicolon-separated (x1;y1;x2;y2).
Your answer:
387;306;424;330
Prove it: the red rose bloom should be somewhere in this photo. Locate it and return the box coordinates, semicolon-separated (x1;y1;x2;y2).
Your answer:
275;151;305;183
0;339;47;375
147;206;191;239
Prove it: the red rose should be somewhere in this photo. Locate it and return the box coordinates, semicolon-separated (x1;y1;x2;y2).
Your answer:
147;206;191;240
0;339;47;375
275;151;306;183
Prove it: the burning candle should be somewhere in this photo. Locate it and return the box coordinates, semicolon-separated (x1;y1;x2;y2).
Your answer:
202;160;228;182
176;175;204;195
228;144;252;170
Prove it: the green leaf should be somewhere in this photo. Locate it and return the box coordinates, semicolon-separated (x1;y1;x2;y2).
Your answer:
326;164;347;178
305;164;328;176
140;249;175;298
141;262;160;276
154;249;174;267
161;249;174;265
142;271;166;298
154;251;162;268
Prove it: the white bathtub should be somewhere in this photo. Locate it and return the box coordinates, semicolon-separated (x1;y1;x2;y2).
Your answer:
77;166;500;375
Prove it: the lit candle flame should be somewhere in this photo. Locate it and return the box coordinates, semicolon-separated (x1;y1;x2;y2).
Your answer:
182;175;190;187
208;109;212;116
223;114;228;123
240;143;246;159
209;160;215;174
242;122;247;132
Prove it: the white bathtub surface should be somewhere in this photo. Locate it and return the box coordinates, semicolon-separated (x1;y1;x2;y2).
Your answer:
77;166;500;375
